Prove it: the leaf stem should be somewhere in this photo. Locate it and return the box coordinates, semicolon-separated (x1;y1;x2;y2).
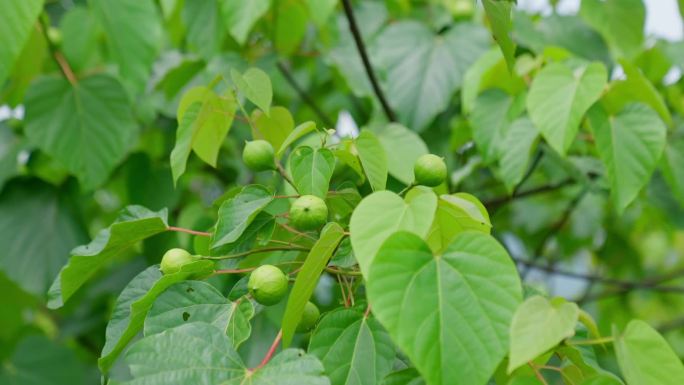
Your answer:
340;0;396;122
38;15;77;85
253;330;282;371
276;161;298;192
201;246;310;260
528;362;549;385
566;336;614;346
167;226;212;237
325;266;362;276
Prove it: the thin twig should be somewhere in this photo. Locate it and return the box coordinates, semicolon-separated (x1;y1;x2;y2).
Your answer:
201;246;310;260
276;61;335;128
528;362;549;385
276;162;298;191
167;226;212;237
38;16;77;85
325;266;362;276
512;149;543;196
484;178;575;210
340;0;397;122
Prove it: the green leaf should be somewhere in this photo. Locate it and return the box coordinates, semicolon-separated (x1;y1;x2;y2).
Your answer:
0;179;87;298
374;21;490;131
282;222;345;347
382;368;425;385
60;6;100;73
123;322;329;384
289;146;336;198
91;0;162;92
498;117;540;193
602;59;672;126
171;86;237;183
427;193;492;254
0;335;88;385
356;130;388;191
252;106;295;151
661;134;684;206
309;306;395;385
526;61;607;156
274;0;308;55
482;0;516;71
277;121;317;157
587;104;667;213
508;296;579;372
471;89;525;164
182;0;224;59
372;123;429;185
48;205;168;309
231;67;272;114
220;0;270;45
99;261;215;373
0;125;25;190
306;0;337;26
580;0;645;59
144;281;255;349
210;185;274;251
367;231;522;385
1;20;47;106
0;0;43;87
350;187;437;275
24;74;137;190
614;320;684;385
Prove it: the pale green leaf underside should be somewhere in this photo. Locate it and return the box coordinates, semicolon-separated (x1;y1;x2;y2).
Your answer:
498;117;539;193
508;296;579;372
372;123;429;185
614;320;684;385
367;231;522;385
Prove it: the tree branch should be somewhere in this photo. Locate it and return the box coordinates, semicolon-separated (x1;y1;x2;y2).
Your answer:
341;0;397;122
276;61;335;128
484;178;575;210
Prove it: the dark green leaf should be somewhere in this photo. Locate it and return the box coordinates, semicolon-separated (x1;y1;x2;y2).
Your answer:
0;0;43;86
210;185;274;250
48;205;168;308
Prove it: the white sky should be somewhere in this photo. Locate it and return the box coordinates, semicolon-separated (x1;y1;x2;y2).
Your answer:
518;0;684;41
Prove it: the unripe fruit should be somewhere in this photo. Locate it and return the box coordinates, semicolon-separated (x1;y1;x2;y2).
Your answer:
296;301;320;333
289;195;328;231
242;140;275;171
160;248;197;275
248;265;288;305
413;154;447;187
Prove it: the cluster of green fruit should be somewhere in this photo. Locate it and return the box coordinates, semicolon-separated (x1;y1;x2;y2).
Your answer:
159;249;319;332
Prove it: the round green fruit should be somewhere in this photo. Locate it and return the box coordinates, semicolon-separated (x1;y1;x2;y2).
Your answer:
160;248;197;275
248;265;288;305
242;140;275;171
296;301;320;333
289;195;328;231
413;154;447;187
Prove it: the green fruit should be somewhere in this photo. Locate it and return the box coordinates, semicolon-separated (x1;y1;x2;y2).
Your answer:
248;265;288;305
296;301;320;333
243;140;275;171
289;195;328;231
413;154;447;187
160;248;197;275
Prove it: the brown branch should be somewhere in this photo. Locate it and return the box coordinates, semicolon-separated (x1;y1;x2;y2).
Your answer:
341;0;397;122
276;61;335;128
167;226;212;237
38;16;77;85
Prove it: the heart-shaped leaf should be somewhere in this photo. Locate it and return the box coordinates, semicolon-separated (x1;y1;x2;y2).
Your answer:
289;146;336;198
614;320;684;385
508;296;579;372
356;130;388;191
527;61;607;155
231;67;272;114
587;103;666;213
426;193;491;254
309;306;395;385
367;231;522;385
349;187;437;275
